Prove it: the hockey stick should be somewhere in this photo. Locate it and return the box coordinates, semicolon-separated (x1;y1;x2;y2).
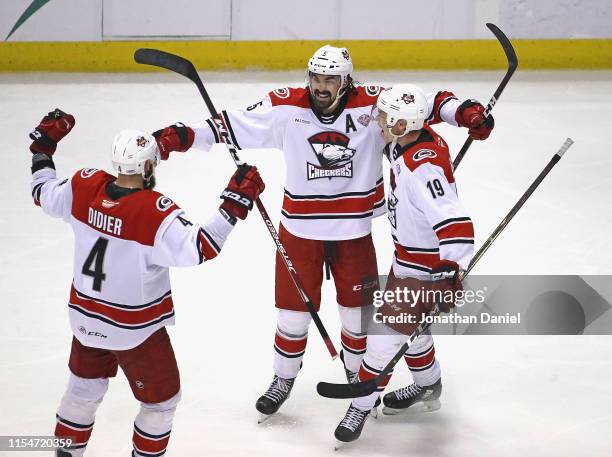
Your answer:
452;23;518;171
317;138;574;398
134;48;339;359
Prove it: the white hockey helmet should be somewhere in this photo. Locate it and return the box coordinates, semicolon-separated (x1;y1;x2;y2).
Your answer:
307;44;353;89
111;130;160;177
376;84;428;136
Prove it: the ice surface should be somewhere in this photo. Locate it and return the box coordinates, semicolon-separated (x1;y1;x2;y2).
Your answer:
1;70;611;456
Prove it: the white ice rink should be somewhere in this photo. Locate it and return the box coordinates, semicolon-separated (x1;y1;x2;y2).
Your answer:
1;69;611;456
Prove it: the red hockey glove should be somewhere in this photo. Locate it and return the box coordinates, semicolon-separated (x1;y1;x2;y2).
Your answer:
29;108;75;155
455;100;494;140
430;259;463;313
220;164;265;220
152;122;195;160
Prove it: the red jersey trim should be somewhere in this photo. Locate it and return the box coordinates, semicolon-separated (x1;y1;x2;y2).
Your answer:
282;181;384;216
401;127;454;184
69;286;174;329
268;87;311;108
345;85;382;109
70;169;180;246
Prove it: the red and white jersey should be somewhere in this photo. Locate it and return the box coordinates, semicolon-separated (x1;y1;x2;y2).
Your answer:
193;86;461;241
384;125;474;278
31;166;233;350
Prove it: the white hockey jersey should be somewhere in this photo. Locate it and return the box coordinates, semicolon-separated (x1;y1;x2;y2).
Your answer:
31;166;233;350
384;125;474;278
193;86;462;241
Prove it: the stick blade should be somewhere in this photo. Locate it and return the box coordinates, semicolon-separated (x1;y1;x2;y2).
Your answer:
316;379;378;399
134;48;197;79
485;23;518;69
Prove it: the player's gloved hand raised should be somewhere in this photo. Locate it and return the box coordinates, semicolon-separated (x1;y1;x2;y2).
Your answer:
220;164;265;220
152;122;195;160
29;108;75;155
429;259;463;313
455;100;494;140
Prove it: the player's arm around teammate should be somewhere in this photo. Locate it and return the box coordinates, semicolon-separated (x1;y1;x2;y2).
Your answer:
28;109;264;457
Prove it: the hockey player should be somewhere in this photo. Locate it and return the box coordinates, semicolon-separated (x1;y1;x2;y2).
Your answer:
332;84;475;444
154;45;492;420
28;109;265;456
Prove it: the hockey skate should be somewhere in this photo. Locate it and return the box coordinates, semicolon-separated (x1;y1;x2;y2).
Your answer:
255;375;295;423
340;350;380;418
382;378;442;415
334;404;370;449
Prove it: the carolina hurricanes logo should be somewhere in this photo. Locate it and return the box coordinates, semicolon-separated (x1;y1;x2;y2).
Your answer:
136;136;148;147
413;149;437;161
156;196;174;212
307;131;356;180
80;168;99;179
401;93;415;104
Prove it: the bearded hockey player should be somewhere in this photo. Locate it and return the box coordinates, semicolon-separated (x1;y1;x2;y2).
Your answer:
28;109;264;456
154;44;492;421
333;84;475;445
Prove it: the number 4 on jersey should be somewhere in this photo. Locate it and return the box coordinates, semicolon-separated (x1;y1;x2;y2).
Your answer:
82;237;109;291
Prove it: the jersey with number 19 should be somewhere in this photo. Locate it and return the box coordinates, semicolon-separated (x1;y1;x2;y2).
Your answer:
31;166;233;350
385;125;475;278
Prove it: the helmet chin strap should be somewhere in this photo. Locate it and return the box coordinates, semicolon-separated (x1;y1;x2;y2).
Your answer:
326;84;347;112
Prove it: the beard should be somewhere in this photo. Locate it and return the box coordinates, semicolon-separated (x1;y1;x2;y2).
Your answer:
311;89;337;112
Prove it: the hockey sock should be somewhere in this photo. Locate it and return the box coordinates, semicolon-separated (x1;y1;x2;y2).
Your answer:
404;332;441;386
273;309;311;379
338;305;367;373
55;375;108;456
132;391;180;457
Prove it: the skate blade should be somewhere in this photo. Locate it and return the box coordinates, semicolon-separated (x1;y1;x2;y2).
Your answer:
334;440;352;451
370;406;378;419
382;399;441;416
257;413;274;424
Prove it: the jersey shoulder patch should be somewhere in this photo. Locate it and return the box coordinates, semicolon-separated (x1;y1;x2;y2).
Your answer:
345;85;383;109
400;127;453;183
268;87;310;108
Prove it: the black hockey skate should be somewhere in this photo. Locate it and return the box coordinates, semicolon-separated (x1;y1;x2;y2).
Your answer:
382;378;442;415
340;350;380;418
334;404;370;448
256;375;295;423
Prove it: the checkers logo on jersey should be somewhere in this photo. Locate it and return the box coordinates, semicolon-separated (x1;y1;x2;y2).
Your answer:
306;131;355;180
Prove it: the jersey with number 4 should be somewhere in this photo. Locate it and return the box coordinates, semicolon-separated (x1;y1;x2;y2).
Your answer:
31;166;233;350
193;86;462;241
385;125;474;278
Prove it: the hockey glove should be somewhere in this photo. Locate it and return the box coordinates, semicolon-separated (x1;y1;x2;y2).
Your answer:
152;122;195;160
455;100;494;141
220;164;265;220
29;108;75;155
430;259;463;313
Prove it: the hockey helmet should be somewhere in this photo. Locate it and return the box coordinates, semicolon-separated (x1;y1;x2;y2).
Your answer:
111;130;160;178
376;84;428;136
